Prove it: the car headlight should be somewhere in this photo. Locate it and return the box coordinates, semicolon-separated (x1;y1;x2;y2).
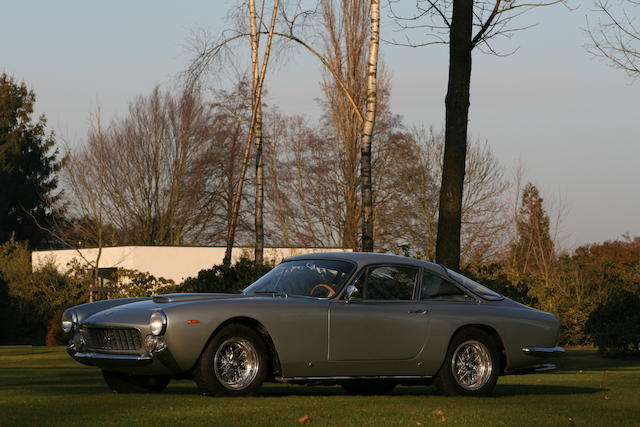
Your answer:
150;311;167;336
61;310;78;334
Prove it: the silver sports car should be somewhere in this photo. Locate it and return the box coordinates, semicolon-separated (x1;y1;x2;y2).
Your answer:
62;252;564;396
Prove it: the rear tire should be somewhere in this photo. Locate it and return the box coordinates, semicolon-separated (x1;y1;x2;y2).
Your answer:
435;328;500;396
342;380;396;395
102;371;170;393
194;324;268;396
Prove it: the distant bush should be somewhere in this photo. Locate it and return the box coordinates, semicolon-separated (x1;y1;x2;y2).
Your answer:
46;311;65;346
461;263;537;306
109;269;174;298
0;238;89;345
176;258;272;294
584;290;640;356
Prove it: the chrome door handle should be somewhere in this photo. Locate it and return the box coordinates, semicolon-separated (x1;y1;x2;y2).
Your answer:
408;310;428;315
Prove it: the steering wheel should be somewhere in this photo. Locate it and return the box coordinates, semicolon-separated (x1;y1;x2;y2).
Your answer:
309;283;336;297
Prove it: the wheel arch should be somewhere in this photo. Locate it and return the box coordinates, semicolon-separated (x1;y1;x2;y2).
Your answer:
446;324;508;375
194;316;282;380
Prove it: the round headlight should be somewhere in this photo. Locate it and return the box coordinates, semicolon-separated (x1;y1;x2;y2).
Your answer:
61;310;77;334
150;311;167;336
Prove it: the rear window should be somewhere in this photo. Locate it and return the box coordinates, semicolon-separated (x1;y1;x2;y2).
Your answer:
446;269;504;301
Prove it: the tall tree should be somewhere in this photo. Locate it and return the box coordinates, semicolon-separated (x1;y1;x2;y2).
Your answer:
189;1;377;253
64;86;224;247
510;182;554;278
587;0;640;77
376;127;508;262
319;0;371;250
265;115;508;262
360;0;381;252
436;0;474;270
509;182;558;312
390;0;565;270
223;0;280;267
0;74;61;248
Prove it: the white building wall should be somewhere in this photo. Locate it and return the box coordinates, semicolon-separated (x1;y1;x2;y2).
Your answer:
32;246;351;284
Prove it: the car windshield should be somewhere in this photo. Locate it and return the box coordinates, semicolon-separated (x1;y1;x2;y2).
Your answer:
446;269;504;301
243;259;355;298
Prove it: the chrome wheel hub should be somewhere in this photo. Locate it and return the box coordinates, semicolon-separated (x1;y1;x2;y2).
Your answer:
451;340;492;391
214;338;259;390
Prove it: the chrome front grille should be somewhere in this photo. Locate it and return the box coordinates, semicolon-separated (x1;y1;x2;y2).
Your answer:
83;327;142;351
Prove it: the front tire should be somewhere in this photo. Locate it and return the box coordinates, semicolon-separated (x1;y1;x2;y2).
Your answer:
435;328;500;396
194;324;268;396
102;371;170;393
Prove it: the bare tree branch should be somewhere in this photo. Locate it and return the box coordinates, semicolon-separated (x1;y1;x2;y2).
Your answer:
587;0;640;77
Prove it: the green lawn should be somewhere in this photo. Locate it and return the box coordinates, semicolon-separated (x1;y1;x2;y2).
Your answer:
0;347;638;426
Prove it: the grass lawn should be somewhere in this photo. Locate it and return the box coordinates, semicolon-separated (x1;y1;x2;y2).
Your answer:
0;347;638;426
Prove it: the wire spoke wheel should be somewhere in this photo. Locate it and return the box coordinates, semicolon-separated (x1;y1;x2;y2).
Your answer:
451;340;493;391
213;337;259;390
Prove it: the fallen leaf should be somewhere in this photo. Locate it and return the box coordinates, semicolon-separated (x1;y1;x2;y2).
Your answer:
440;416;447;423
433;409;444;416
604;395;609;400
297;415;311;423
416;422;422;426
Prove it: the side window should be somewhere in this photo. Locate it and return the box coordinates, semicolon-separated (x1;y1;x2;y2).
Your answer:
420;271;473;301
364;265;418;301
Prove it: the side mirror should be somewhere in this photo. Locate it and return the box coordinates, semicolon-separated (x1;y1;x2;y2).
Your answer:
345;284;359;302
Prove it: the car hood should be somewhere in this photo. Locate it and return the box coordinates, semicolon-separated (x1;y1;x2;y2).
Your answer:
81;293;245;326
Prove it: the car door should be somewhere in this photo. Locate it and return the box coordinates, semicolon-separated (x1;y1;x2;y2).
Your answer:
328;264;430;362
417;267;481;374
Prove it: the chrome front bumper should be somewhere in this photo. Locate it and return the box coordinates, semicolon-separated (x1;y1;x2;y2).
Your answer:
522;346;565;357
67;345;153;367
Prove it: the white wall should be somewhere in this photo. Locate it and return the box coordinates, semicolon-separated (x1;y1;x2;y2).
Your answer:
32;246;351;283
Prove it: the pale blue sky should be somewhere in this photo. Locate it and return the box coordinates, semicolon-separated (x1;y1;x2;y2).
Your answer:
2;1;638;249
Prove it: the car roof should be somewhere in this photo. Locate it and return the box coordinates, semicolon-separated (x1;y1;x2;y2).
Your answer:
284;251;444;272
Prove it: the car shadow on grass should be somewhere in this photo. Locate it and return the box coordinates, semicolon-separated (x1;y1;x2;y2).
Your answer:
249;383;605;398
493;384;605;396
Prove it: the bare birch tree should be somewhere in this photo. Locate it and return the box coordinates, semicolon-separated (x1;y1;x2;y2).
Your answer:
319;0;372;250
360;0;381;252
218;0;280;267
190;0;382;255
264;116;508;263
587;0;640;77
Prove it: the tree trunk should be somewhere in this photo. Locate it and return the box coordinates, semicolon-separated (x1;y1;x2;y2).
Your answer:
223;128;254;267
435;0;473;271
250;0;265;265
360;0;380;253
223;0;279;267
254;102;264;264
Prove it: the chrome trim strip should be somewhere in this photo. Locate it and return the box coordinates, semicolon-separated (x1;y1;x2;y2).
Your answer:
522;346;565;357
74;352;152;362
279;375;433;381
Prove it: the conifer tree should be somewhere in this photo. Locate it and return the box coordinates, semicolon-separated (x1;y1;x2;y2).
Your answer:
0;74;61;247
511;182;554;277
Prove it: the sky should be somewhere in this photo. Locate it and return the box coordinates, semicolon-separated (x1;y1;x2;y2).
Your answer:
1;0;638;250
